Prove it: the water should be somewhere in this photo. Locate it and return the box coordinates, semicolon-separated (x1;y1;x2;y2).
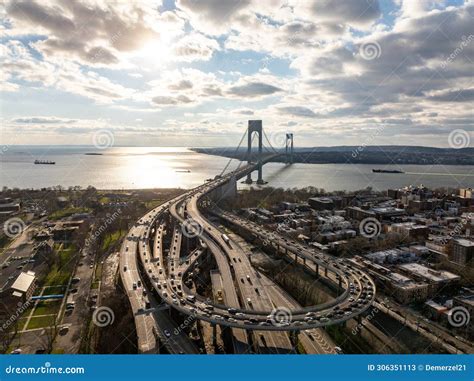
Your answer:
1;146;473;191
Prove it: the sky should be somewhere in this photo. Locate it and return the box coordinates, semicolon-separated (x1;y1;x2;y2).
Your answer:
0;0;473;148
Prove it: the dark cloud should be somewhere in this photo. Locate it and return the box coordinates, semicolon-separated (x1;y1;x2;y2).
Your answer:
277;106;318;118
228;82;283;97
309;0;381;26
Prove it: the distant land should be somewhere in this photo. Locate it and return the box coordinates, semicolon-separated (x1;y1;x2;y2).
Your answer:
192;146;474;165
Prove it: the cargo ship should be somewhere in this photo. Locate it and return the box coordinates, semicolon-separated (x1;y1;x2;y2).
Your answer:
372;169;403;174
34;160;55;165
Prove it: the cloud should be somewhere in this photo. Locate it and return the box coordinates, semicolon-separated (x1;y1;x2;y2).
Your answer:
173;32;220;62
13;117;77;124
228;82;283;97
304;0;381;27
4;0;166;66
277;106;318;118
176;0;251;35
152;95;194;105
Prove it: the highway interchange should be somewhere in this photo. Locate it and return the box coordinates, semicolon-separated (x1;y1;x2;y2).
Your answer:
119;160;376;353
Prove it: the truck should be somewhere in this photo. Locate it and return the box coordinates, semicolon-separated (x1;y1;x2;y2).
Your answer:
215;289;224;304
221;234;232;247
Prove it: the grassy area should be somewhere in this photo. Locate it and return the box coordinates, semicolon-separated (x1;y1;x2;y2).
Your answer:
0;234;12;249
145;199;164;210
43;244;77;287
32;301;62;317
49;207;91;220
27;315;56;330
16;318;29;331
100;230;126;253
93;262;103;284
40;286;66;296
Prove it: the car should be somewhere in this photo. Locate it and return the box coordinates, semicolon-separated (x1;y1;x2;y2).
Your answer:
123;266;127;272
227;307;237;314
71;277;80;283
132;283;137;290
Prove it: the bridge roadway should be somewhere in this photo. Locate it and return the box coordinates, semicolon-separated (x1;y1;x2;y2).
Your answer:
120;160;376;353
120;207;198;354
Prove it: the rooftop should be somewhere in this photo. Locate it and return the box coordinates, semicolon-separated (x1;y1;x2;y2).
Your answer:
398;263;459;283
11;271;36;293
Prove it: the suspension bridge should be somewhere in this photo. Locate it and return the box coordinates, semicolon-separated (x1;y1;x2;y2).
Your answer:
219;120;294;185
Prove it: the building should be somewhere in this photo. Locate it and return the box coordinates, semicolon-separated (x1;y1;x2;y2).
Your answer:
388;273;429;304
308;197;334;211
398;263;460;292
459;188;473;199
390;222;429;239
451;238;474;267
10;271;36;302
0;197;20;220
365;248;418;264
451;292;474;336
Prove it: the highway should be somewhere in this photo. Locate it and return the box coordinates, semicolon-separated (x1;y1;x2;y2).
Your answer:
119;159;377;353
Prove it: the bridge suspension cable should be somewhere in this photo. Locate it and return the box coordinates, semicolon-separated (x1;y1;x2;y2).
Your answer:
219;128;248;176
262;129;281;155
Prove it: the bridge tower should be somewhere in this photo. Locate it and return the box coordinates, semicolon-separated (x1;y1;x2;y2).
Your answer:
245;120;264;184
285;133;294;164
